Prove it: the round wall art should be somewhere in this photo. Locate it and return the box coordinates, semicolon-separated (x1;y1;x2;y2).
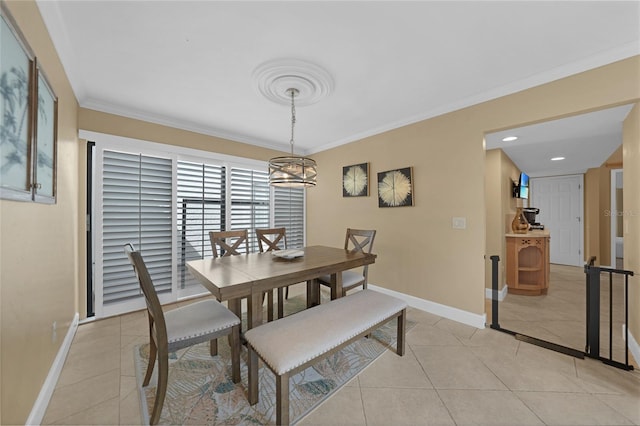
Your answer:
342;162;369;197
377;167;414;207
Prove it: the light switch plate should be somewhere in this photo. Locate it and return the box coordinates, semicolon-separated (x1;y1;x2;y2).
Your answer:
452;217;466;229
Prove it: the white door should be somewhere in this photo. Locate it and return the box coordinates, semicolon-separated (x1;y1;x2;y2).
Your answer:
530;175;583;266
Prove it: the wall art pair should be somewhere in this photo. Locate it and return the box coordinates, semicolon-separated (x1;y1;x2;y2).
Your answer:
342;162;414;208
1;5;58;203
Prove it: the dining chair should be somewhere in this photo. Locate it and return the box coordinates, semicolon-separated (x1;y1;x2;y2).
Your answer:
256;227;288;319
209;229;259;323
124;243;241;425
209;229;249;258
318;228;377;299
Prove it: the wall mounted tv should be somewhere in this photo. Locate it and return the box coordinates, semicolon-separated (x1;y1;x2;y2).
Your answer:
513;172;529;199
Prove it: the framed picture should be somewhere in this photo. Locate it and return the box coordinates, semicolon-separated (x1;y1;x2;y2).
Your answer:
0;7;35;201
377;166;414;207
342;162;369;197
33;63;58;203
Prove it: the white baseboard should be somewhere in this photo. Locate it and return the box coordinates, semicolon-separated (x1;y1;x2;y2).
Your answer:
485;284;508;301
368;284;486;329
26;312;79;426
622;324;640;367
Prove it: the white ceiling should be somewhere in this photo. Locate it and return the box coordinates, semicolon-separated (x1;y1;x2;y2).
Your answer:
485;104;633;177
37;1;639;163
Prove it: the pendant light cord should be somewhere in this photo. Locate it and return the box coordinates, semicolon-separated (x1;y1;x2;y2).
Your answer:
289;88;297;156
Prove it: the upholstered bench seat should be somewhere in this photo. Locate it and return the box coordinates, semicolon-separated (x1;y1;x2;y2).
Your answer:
244;289;407;425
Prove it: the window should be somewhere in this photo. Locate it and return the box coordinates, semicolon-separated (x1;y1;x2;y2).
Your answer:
101;150;173;305
176;161;225;290
230;167;270;252
89;131;305;317
274;186;305;248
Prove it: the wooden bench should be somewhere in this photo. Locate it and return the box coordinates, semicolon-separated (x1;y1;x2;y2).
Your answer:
244;289;408;425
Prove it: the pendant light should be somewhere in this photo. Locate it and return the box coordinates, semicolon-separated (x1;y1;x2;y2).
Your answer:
268;88;317;187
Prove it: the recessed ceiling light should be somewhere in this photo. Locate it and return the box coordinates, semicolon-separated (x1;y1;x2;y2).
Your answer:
502;136;518;142
551;157;565;161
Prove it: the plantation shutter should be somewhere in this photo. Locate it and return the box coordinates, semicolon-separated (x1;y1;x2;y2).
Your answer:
274;186;305;248
176;160;225;289
102;150;172;304
230;167;270;252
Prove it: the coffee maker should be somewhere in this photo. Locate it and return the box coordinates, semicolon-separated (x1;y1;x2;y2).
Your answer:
523;207;544;230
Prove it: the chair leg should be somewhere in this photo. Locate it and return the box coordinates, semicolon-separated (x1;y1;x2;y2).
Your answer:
285;285;289;300
230;325;241;383
150;347;169;425
277;287;284;319
143;338;157;387
210;338;218;356
267;290;274;322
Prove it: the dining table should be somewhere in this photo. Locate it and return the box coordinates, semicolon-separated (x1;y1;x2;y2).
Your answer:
186;245;377;330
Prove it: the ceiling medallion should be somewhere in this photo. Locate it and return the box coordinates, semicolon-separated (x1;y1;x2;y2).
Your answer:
253;58;334;106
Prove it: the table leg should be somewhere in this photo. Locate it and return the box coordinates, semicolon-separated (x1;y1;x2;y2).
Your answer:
226;298;242;345
248;291;263;330
227;298;241;320
331;272;343;300
306;279;320;308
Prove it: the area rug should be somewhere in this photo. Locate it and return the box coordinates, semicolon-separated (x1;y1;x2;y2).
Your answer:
134;292;412;425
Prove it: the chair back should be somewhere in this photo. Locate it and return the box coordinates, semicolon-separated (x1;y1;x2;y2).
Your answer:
124;243;168;347
345;228;376;282
256;227;287;252
345;228;376;254
209;229;249;258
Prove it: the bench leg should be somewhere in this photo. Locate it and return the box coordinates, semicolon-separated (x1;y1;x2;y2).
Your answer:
276;372;290;426
247;344;259;405
397;309;406;356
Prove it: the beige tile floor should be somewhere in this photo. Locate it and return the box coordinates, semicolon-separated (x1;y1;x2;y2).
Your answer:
43;280;640;425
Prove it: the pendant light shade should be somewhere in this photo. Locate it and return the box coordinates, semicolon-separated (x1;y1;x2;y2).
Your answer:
268;88;317;187
269;155;317;187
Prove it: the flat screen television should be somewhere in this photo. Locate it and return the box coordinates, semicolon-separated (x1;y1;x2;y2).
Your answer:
513;172;529;199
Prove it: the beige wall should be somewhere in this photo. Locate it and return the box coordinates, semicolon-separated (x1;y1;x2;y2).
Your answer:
1;1;79;423
308;56;640;321
623;103;640;352
584;168;601;262
79;108;284;162
484;149;522;291
1;1;639;422
584;146;624;265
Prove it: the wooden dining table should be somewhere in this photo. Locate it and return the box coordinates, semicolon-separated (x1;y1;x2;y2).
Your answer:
186;245;377;330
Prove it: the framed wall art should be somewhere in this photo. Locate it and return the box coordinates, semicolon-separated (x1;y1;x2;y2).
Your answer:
1;7;35;201
33;63;58;203
342;162;369;197
0;4;58;203
377;166;414;207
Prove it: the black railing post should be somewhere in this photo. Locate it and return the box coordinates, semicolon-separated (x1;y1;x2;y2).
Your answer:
584;262;601;359
490;255;500;330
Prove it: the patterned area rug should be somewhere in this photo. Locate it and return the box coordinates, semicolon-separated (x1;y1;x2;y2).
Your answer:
134;292;412;425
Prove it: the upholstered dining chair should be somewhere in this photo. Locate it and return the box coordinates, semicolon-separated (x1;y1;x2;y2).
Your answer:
318;228;376;299
209;229;255;324
256;227;288;319
124;243;241;425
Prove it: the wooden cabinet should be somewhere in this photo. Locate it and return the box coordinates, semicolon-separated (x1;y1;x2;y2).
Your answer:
506;232;550;295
